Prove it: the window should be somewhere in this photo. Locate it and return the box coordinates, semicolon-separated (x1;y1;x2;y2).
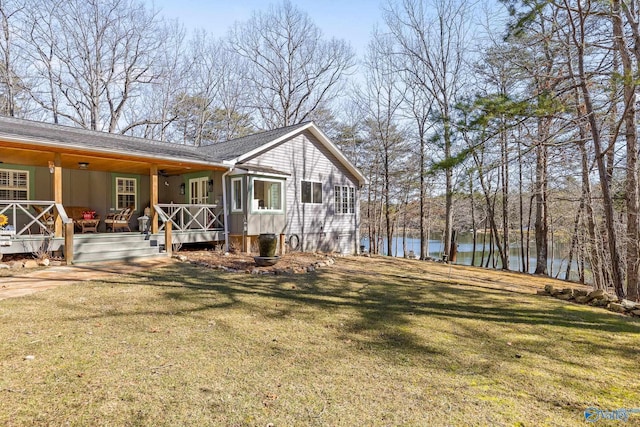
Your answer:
189;177;209;204
231;177;243;212
301;181;322;204
334;185;355;214
252;178;283;212
0;169;29;200
116;177;137;209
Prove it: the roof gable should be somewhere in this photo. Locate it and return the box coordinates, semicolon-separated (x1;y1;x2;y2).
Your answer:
200;122;367;185
197;122;310;162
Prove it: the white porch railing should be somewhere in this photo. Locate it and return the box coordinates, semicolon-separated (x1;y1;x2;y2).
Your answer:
0;200;71;237
154;204;224;232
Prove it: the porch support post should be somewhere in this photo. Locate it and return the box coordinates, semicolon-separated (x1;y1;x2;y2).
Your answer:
150;164;159;234
64;221;74;265
245;235;251;254
279;233;286;255
165;221;172;256
54;153;63;237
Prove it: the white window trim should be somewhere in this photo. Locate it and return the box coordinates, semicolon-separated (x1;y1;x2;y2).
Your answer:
189;176;209;204
334;185;355;215
250;177;284;213
231;177;243;212
301;180;323;204
115;176;137;210
0;168;29;200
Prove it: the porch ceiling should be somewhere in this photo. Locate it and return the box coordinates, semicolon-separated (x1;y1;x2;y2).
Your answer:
0;142;225;175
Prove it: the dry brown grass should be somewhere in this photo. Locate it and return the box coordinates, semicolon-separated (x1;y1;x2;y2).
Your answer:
0;255;638;426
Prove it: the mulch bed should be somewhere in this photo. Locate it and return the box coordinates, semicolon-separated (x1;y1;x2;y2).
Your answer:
178;248;335;274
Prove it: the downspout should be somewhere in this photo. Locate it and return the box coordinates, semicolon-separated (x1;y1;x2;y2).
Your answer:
221;167;233;252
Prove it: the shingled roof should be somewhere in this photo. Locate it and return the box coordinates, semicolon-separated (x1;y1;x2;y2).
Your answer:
0;116;366;184
0;116;215;165
198;122;310;162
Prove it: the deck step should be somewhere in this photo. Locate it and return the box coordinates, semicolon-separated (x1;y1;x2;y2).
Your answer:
70;232;164;264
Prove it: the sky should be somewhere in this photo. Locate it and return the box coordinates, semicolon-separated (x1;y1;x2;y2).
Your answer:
149;0;382;55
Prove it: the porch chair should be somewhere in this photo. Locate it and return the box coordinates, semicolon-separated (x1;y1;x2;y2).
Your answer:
32;205;55;233
104;206;134;232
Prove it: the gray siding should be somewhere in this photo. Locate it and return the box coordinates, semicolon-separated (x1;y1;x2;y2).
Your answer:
30;167;149;231
242;130;360;253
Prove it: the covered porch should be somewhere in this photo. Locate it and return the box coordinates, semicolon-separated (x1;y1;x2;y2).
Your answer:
0;129;230;263
0;200;226;263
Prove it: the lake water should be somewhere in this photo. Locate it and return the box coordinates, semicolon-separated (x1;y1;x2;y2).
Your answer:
362;233;584;282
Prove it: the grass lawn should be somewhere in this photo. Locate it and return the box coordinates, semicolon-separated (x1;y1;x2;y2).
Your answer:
0;256;638;426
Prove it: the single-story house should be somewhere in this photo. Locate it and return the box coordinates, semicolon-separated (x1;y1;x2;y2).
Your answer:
0;116;366;263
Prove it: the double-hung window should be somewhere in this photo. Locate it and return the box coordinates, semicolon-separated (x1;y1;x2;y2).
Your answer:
0;169;29;200
116;177;137;210
301;181;322;204
334;185;355;214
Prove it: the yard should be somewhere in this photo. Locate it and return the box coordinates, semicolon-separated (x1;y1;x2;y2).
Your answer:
0;255;638;426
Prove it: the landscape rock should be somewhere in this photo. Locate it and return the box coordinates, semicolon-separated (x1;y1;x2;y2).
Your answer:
37;258;50;267
587;289;606;301
561;288;574;295
9;261;23;270
23;260;38;269
608;303;627;313
574;295;590;304
307;265;315;273
631;309;640;317
544;285;555;293
620;299;638;310
574;289;588;297
536;289;550;296
555;293;573;301
0;263;9;269
592;298;610;307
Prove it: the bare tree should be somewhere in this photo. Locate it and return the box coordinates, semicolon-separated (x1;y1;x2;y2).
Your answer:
123;20;190;140
562;0;626;298
384;0;470;262
612;0;639;301
23;0;165;132
228;0;355;129
0;0;26;117
359;30;406;256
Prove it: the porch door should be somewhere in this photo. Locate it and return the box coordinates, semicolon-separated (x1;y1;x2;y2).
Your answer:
189;177;209;229
189;177;209;204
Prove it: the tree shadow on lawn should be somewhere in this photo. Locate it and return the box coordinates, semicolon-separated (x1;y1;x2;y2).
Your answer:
64;262;640;362
121;262;640;332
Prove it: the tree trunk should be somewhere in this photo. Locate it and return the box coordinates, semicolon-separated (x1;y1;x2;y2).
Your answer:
500;120;510;270
565;200;583;281
469;177;477;267
534;119;549;275
420;129;428;260
518;137;528;273
384;140;393;257
443;111;454;262
613;0;639;300
575;13;626;298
